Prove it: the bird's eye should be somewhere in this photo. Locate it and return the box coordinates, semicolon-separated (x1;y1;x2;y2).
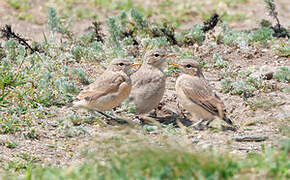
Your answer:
153;53;160;57
185;64;192;68
119;63;125;66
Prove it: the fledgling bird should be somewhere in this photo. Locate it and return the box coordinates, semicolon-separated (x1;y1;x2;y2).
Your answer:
171;59;234;129
73;58;135;121
130;50;175;115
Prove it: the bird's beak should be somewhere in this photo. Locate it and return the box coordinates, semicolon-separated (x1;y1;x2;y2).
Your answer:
129;63;142;67
170;63;181;68
164;54;176;58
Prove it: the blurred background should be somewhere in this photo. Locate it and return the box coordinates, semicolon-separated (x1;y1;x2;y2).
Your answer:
0;0;289;41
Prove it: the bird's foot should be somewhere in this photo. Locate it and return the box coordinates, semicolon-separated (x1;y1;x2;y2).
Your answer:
191;119;207;130
132;115;144;125
96;111;127;124
148;109;158;118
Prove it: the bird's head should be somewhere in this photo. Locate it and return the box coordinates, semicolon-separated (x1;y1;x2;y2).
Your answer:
109;58;137;74
144;50;175;69
171;59;203;77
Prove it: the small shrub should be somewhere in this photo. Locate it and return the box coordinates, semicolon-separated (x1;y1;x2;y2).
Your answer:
71;68;90;85
221;78;233;93
249;27;274;45
273;42;290;57
213;53;229;68
273;66;290;83
47;7;72;39
176;24;205;45
221;76;264;97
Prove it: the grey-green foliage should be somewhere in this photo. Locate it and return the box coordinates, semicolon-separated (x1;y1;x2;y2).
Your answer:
249;27;274;45
47;7;72;38
221;76;264;96
176;24;205;45
131;8;148;30
272;42;290;57
274;66;290;83
222;25;249;47
106;9;147;49
222;24;274;46
5;141;289;179
213;53;229;68
221;78;233;93
107;17;123;48
0;41;27;106
71;32;104;61
141;37;169;49
0;37;81;111
71;68;91;85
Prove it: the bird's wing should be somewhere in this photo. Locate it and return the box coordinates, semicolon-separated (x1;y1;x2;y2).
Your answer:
131;67;165;88
130;68;165;101
76;72;126;102
181;77;225;117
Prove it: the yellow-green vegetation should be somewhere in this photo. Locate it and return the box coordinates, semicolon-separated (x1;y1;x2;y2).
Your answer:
1;132;289;180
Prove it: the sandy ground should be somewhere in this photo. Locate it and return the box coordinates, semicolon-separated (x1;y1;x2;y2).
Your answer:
0;0;289;168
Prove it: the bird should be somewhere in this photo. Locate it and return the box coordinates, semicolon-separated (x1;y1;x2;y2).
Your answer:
171;59;235;130
72;58;136;122
130;49;175;116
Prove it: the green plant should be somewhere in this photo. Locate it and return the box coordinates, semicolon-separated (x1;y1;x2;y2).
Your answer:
246;97;283;111
176;24;205;45
213;53;229;68
3;142;290;179
249;27;274;45
6;140;18;149
273;66;290;83
47;7;72;39
221;78;233;93
4;153;37;172
7;0;28;10
220;75;265;97
273;42;290;57
71;68;90;85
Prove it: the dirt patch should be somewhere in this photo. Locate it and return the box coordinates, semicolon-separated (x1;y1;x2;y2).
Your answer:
0;0;289;170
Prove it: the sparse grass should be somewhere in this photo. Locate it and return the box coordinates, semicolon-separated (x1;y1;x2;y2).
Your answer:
1;0;289;179
274;66;290;83
7;0;28;11
249;27;274;45
221;75;266;97
221;25;274;47
1;135;289;180
176;25;205;45
213;53;229;68
245;97;284;111
273;41;290;57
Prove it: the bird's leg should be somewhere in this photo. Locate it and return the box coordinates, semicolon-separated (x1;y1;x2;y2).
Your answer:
148;109;158;118
205;119;214;127
88;110;108;125
88;110;97;117
177;101;186;119
138;115;162;128
133;115;145;125
96;110;127;124
192;119;207;130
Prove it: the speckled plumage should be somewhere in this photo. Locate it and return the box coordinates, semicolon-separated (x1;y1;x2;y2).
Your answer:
173;59;233;126
73;58;132;111
130;50;172;115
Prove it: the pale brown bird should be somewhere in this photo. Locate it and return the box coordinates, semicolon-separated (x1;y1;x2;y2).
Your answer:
73;58;136;122
130;50;175;115
171;59;234;129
